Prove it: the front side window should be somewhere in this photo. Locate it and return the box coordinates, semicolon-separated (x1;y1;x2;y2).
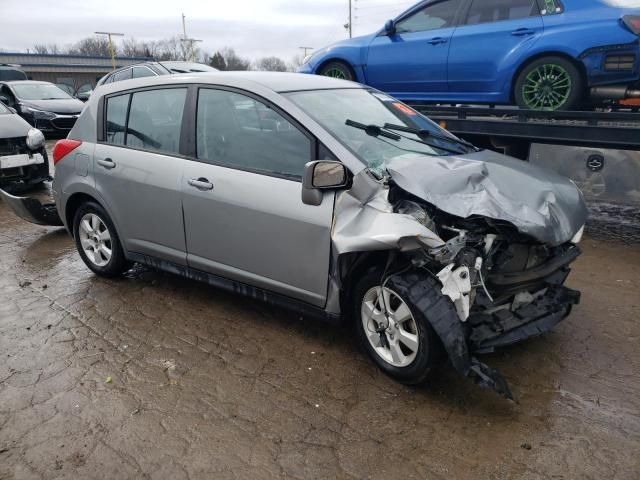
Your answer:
466;0;538;25
125;88;187;154
395;0;463;33
286;89;475;177
196;89;311;179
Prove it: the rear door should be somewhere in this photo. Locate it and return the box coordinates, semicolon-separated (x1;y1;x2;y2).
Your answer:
365;0;467;96
181;87;335;306
93;87;188;264
447;0;543;98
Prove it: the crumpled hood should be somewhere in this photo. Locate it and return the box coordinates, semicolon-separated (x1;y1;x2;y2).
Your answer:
0;112;31;138
386;149;589;246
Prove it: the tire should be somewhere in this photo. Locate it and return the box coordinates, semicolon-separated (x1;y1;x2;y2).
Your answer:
72;201;131;277
353;268;449;385
514;56;584;111
318;61;354;81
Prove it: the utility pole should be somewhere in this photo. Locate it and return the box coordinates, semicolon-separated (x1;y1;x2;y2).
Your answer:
181;13;202;62
348;0;353;38
95;31;124;70
93;32;124;70
299;46;314;57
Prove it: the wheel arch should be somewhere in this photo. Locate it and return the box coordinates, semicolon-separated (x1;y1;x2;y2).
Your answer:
509;51;588;103
64;192;104;238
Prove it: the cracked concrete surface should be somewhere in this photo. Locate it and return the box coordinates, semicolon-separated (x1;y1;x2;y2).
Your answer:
1;185;639;478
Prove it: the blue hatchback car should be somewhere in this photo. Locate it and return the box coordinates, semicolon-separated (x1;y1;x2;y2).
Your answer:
299;0;640;110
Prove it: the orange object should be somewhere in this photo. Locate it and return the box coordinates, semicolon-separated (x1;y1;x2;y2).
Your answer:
392;102;417;116
619;98;640;106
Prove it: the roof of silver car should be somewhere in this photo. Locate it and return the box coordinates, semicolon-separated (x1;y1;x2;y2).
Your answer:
99;71;364;95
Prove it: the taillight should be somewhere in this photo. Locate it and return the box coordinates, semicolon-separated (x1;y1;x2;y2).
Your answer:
622;15;640;35
52;139;82;165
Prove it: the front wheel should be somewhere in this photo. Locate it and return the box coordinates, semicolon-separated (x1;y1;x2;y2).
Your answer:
318;61;354;81
353;269;446;385
514;56;584;111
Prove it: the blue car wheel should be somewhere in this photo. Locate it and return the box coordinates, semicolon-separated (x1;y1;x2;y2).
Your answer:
318;61;354;81
514;56;584;111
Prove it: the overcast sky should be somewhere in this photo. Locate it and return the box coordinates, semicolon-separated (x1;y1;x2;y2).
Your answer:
1;0;417;61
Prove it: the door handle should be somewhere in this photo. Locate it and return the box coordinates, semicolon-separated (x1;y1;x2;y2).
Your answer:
188;177;214;191
97;158;116;169
427;37;447;45
511;28;535;36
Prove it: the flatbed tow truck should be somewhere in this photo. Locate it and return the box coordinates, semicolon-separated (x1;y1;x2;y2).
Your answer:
408;104;640;242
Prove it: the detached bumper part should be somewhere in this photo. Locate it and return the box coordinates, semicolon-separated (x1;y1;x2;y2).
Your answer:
0;188;63;226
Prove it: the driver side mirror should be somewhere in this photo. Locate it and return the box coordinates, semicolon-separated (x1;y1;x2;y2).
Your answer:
383;19;396;36
302;160;349;206
0;95;8;104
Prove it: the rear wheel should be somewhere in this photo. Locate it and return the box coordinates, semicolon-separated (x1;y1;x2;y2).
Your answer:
353;269;445;385
318;61;354;81
73;202;131;277
515;56;583;111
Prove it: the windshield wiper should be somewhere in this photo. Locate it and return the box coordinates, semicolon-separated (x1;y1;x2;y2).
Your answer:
345;119;402;140
345;119;466;155
383;123;478;151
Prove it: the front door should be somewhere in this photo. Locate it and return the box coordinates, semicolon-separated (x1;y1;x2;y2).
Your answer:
93;87;188;264
365;0;466;97
181;88;335;307
447;0;544;100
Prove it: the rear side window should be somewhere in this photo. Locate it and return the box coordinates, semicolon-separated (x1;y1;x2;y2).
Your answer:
466;0;539;25
113;68;132;82
196;89;311;179
396;0;464;33
132;66;155;79
104;88;187;155
126;89;187;154
105;94;129;145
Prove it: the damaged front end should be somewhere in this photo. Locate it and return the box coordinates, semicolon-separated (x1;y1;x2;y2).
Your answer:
331;168;585;399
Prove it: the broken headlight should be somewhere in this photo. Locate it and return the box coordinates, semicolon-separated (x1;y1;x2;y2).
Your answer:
26;128;45;150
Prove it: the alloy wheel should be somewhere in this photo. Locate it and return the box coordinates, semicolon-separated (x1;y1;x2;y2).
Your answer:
361;286;420;368
323;67;347;79
522;63;572;110
78;213;112;267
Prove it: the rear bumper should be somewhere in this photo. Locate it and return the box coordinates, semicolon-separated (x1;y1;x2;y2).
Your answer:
0;188;63;226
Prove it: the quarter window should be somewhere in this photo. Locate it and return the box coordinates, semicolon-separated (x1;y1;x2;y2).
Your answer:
196;89;311;179
395;0;463;33
465;0;539;25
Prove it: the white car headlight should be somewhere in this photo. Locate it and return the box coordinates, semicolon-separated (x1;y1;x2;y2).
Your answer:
571;225;585;244
26;128;45;150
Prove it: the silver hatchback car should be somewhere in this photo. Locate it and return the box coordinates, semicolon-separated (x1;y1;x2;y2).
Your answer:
2;72;588;398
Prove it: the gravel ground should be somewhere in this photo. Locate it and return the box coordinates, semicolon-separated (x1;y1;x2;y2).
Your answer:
0;141;638;479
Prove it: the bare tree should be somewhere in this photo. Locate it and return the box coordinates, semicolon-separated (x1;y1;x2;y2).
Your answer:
220;48;251;71
288;54;305;72
209;51;227;70
33;44;60;55
68;37;113;57
255;56;288;72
